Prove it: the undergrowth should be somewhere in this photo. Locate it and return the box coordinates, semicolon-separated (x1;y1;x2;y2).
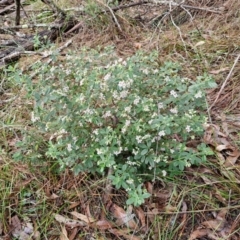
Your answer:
9;46;215;206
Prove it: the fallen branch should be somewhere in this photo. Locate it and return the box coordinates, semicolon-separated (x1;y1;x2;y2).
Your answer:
96;0;122;32
0;23;62;31
41;0;66;17
110;0;149;12
149;0;223;14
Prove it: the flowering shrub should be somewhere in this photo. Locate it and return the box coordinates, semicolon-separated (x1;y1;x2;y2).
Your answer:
14;46;215;205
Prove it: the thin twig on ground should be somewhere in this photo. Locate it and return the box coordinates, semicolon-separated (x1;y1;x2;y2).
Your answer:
96;0;122;32
209;53;240;111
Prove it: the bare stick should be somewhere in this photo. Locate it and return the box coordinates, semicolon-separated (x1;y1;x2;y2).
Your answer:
149;0;223;14
15;0;20;25
209;53;240;110
0;23;62;31
96;0;122;32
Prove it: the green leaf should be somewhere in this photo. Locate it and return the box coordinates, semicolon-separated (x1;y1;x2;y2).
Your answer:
141;149;148;156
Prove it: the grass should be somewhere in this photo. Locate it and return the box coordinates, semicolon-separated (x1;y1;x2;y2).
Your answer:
1;0;240;239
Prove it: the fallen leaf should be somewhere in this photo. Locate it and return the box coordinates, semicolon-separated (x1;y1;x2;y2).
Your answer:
11;215;21;231
68;202;81;210
54;214;86;228
145;182;153;194
110;204;137;229
133;42;142;49
68;227;79;240
109;228;141;240
225;149;240;167
165;205;178;213
201;219;225;231
60;225;69;240
194;41;205;47
95;220;114;230
201;209;227;231
86;203;94;220
209;67;229;75
189;228;211;240
216;144;230;152
200;175;214;185
70;211;95;223
178;201;187;236
135;207;146;228
48;193;59;200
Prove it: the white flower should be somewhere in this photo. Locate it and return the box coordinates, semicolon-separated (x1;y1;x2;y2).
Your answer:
63;86;69;92
158;103;164;109
158;130;166;137
185;161;191;167
93;129;99;135
113;91;119;100
76;94;85;103
31;112;40;123
133;97;140;105
154;157;161;163
125;120;131;127
153;69;159;74
121;127;127;133
126;179;134;185
170;90;178;98
114;147;122;156
170;108;178;114
143;105;150;111
128;78;133;85
194;91;202;98
162;170;167;177
163;156;168;163
186;125;191;132
121;120;130;134
143;134;151;139
99;93;105;100
125;106;131;113
85;108;94;115
118;81;127;89
103;110;112;118
142;69;149;74
59;129;67;134
132;148;139;155
96;148;104;155
165;76;171;82
136;136;142;144
120;90;128;98
104;73;111;81
67;144;72;152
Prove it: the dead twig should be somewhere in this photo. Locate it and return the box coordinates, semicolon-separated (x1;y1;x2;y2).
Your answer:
0;23;62;30
96;0;122;32
41;0;66;17
209;53;240;111
149;0;223;14
64;21;84;35
28;39;72;75
110;0;149;12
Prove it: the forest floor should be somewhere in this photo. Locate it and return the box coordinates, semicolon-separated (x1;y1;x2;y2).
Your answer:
0;0;240;239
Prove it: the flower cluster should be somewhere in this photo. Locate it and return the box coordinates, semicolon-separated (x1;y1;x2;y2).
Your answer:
16;46;216;206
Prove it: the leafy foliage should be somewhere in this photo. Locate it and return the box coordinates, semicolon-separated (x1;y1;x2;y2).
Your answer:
13;46;215;205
